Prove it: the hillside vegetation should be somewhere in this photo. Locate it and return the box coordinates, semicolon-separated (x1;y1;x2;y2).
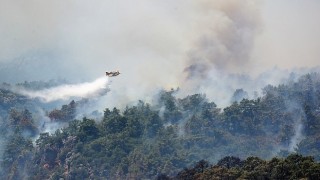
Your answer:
0;73;320;179
160;154;320;179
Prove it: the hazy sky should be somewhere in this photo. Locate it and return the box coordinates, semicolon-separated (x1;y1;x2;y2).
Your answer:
0;0;319;106
252;0;320;74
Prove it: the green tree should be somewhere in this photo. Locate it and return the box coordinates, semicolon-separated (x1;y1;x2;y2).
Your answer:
78;118;99;142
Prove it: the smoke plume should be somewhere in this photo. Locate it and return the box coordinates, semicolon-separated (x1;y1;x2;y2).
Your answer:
0;0;319;107
13;76;109;102
184;0;260;77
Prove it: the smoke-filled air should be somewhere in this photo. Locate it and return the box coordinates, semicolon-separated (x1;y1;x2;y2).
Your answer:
0;0;320;179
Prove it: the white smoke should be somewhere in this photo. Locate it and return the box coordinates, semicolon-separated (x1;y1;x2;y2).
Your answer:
285;101;305;153
288;118;304;152
0;1;320;109
14;76;109;102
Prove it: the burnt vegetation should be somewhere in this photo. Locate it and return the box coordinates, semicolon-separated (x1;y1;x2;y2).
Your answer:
0;73;320;179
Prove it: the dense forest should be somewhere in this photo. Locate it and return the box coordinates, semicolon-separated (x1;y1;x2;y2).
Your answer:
0;73;320;179
159;154;320;179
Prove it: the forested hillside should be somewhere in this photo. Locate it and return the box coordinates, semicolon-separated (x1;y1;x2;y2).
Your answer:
0;73;320;179
160;154;320;179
